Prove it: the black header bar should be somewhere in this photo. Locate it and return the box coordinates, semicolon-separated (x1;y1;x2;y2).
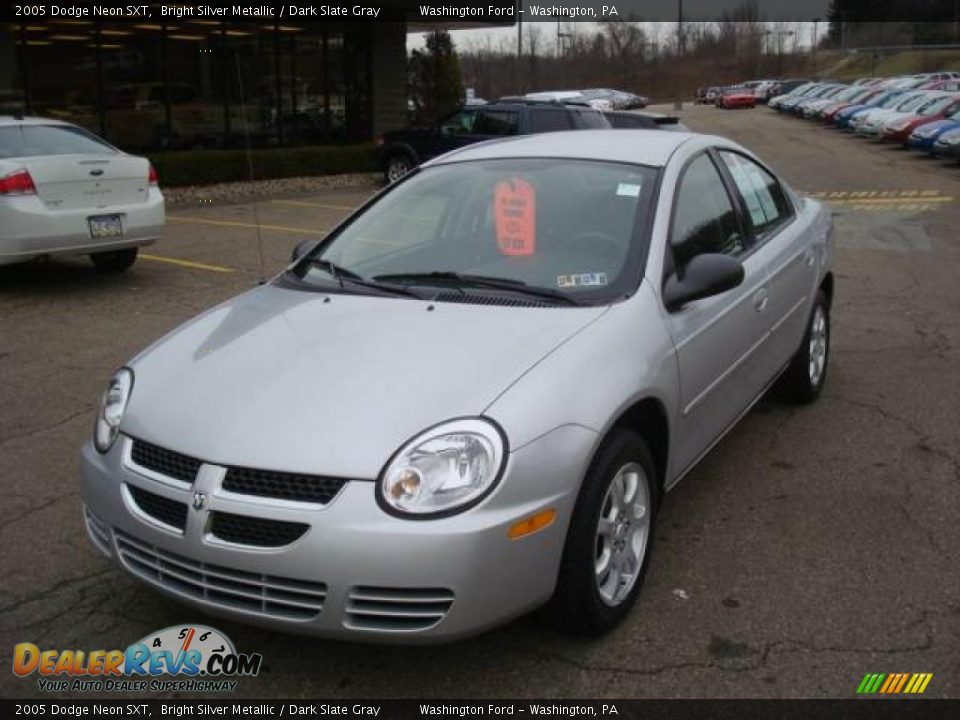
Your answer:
4;0;959;23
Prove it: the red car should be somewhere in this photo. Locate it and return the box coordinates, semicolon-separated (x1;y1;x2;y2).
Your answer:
717;90;757;109
883;96;960;144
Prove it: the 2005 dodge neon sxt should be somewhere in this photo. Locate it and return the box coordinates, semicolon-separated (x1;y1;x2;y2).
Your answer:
81;130;834;642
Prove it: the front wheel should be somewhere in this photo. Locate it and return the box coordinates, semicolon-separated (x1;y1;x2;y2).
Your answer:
548;429;657;636
90;247;138;273
384;154;413;183
777;289;830;403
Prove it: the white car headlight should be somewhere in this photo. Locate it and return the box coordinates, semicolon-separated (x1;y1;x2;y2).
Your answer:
94;368;134;453
378;418;506;518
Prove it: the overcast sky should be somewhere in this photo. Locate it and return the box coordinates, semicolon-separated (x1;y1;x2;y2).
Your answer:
409;21;822;53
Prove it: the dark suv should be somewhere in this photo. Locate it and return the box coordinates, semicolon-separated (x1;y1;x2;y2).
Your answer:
375;100;610;182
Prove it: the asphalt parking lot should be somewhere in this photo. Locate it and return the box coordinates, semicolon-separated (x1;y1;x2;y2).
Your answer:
1;103;958;699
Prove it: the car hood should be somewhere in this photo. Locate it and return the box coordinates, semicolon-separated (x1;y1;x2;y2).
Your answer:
123;285;608;479
916;119;960;136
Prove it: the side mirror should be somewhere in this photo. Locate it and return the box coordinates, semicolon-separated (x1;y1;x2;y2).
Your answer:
291;238;318;263
663;253;745;311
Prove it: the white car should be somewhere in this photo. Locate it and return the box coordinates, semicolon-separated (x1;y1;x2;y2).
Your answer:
0;117;164;272
525;91;612;112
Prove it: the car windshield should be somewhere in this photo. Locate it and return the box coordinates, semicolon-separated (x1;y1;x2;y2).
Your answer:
897;94;931;111
0;124;115;158
919;96;956;115
294;158;658;304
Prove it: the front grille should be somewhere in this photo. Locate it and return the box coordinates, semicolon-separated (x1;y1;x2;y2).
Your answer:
126;484;188;531
115;531;326;621
223;467;347;505
210;512;308;548
345;586;454;632
433;291;551;308
130;438;202;484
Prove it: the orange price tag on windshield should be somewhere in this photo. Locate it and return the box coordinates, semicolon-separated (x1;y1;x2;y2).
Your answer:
495;177;536;257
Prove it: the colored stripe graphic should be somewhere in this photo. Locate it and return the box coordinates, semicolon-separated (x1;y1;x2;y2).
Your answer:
857;673;932;694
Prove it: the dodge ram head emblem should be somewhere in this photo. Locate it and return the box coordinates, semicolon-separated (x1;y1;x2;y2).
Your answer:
192;492;207;511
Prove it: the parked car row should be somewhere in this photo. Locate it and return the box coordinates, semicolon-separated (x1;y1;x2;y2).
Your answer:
696;79;809;107
525;88;648;112
768;74;960;161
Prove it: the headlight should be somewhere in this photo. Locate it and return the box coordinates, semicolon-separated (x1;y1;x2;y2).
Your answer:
94;368;134;453
378;418;506;518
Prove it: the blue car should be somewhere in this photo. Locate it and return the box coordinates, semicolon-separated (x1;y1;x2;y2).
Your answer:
909;111;960;153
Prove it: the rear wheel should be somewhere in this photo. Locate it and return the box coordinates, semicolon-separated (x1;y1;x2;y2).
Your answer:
777;289;830;403
90;247;138;273
548;429;657;636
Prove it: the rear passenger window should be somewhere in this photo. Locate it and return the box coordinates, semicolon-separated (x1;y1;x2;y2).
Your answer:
719;151;793;235
529;109;572;133
671;154;745;261
475;110;519;136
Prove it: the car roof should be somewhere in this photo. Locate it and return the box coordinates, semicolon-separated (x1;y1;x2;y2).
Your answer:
0;116;73;127
426;129;703;168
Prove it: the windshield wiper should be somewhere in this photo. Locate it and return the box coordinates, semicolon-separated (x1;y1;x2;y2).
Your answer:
372;271;581;306
305;258;420;298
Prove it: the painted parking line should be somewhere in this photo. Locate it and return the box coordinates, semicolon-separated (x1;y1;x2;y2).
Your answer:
167;215;328;236
803;190;955;215
271;199;360;211
140;254;236;273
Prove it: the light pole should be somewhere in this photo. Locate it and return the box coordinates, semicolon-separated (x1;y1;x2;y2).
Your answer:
812;17;820;72
674;0;683;110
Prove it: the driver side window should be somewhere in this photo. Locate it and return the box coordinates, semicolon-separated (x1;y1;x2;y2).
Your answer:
671;153;745;264
440;109;477;136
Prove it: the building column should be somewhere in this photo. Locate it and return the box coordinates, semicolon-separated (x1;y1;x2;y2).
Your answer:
369;22;407;138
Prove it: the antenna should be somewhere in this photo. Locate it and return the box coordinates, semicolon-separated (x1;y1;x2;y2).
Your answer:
233;49;266;284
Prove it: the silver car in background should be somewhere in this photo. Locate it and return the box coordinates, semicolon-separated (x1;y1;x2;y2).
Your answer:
81;130;834;642
0;117;164;272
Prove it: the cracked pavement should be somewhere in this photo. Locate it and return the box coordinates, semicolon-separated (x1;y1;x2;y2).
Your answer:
1;104;958;699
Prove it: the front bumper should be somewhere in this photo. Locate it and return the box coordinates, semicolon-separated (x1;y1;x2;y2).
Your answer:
0;188;164;265
80;426;596;643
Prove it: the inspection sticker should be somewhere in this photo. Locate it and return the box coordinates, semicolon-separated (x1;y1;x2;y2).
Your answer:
616;183;642;197
557;272;609;288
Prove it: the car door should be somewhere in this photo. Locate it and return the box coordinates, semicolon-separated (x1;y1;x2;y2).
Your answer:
660;151;776;476
717;150;816;375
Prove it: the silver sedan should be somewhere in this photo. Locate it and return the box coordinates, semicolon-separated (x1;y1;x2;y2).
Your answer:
81;130;834;641
0;117;164;272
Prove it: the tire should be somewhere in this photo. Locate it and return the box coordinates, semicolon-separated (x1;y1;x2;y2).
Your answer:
777;289;830;404
90;247;138;273
548;429;658;636
384;153;413;184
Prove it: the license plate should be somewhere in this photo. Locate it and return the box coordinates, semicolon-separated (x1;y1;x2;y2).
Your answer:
88;215;122;239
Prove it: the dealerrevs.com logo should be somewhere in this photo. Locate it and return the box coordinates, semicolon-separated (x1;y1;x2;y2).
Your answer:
12;625;262;693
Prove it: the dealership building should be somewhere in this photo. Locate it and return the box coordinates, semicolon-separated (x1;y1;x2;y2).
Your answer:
0;16;478;152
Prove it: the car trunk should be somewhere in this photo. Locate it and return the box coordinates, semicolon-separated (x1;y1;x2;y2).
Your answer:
24;154;150;210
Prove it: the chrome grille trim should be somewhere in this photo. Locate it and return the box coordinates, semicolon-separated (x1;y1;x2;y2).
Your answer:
83;507;112;558
115;531;326;621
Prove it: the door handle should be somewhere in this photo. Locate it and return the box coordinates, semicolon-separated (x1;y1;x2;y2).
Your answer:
753;288;769;312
